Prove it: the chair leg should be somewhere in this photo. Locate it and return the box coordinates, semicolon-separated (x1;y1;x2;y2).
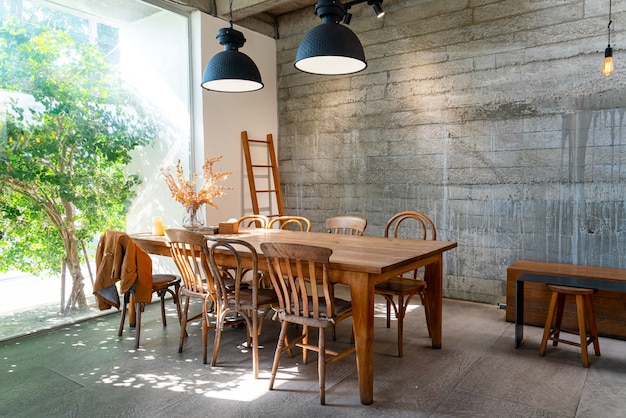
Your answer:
118;292;129;337
302;325;309;365
420;290;432;338
396;295;407;357
174;283;183;327
135;302;143;349
385;298;392;328
318;326;326;405
159;290;167;326
252;310;260;379
540;291;558;356
269;321;289;390
210;306;226;367
179;296;190;353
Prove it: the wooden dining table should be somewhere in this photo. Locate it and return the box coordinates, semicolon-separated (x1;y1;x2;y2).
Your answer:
132;228;457;405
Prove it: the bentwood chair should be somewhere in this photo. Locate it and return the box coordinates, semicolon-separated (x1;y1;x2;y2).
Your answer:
205;237;279;378
374;211;436;357
266;215;311;231
262;242;355;405
325;215;367;339
96;229;182;349
166;228;246;366
325;215;367;236
237;214;269;230
118;273;182;349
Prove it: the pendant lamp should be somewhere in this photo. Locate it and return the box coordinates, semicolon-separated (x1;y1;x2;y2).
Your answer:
602;0;614;76
201;1;263;92
295;0;367;75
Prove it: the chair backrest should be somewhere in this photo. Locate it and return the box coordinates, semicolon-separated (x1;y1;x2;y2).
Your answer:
261;242;335;325
385;211;437;240
326;216;367;236
165;228;216;297
237;214;269;230
205;237;260;309
266;215;312;232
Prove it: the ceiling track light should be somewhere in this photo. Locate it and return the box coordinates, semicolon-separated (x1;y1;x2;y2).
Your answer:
344;0;385;21
201;0;263;92
602;0;614;76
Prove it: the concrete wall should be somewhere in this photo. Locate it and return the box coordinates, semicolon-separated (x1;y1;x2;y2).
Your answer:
275;0;626;304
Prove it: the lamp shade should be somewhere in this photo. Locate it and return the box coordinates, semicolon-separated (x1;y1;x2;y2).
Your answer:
295;0;367;75
201;27;263;93
295;22;366;75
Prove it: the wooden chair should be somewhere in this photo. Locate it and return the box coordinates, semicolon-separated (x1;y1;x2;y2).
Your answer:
118;273;182;349
205;237;279;379
266;215;311;231
95;230;182;350
374;211;436;357
261;242;355;405
325;215;367;235
539;284;600;367
166;228;256;366
237;214;269;230
325;215;367;340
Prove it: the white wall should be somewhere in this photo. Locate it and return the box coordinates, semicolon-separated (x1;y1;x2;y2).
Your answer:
191;11;278;226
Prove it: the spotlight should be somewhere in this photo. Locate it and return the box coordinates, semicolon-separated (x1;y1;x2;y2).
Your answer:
371;2;384;18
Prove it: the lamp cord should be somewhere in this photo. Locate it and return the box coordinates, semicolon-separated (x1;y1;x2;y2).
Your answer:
604;0;613;48
229;0;234;28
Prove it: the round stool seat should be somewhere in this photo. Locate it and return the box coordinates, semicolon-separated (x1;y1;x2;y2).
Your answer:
547;284;595;296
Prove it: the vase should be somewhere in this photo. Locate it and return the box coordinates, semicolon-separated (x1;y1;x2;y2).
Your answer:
182;206;205;231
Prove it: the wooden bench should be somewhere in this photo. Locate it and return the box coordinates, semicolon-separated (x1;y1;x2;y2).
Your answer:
506;260;626;347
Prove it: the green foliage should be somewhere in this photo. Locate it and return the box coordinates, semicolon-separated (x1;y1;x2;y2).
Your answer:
0;13;156;275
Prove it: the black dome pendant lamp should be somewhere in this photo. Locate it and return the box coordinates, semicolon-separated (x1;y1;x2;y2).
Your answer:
295;0;367;75
201;1;263;92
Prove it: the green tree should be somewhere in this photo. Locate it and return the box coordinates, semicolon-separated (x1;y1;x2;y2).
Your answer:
0;16;156;311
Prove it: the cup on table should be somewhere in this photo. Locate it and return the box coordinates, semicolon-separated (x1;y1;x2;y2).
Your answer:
152;216;165;236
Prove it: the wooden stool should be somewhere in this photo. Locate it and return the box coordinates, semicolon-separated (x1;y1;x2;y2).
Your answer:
539;285;600;367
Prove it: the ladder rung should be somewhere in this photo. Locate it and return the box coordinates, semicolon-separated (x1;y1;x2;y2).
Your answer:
256;189;278;193
247;139;269;144
252;164;273;168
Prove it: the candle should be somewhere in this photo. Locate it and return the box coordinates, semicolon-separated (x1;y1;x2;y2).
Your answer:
151;216;164;236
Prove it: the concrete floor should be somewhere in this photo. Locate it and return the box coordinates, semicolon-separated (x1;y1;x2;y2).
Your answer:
2;295;626;417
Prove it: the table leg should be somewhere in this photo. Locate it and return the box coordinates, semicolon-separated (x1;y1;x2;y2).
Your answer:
425;256;443;349
515;280;525;348
349;272;375;405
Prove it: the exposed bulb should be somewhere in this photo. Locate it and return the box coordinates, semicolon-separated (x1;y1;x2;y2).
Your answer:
602;47;614;76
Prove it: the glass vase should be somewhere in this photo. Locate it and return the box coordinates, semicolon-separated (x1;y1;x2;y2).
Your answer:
182;206;205;231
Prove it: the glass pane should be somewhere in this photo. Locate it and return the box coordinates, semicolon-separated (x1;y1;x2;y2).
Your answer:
0;0;191;340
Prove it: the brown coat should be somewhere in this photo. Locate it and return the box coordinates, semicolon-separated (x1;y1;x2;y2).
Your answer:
93;229;153;310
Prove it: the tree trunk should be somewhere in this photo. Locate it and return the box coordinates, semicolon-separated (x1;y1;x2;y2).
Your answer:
65;240;88;311
59;221;88;312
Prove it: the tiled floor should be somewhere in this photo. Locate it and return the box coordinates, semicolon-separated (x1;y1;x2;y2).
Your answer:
2;295;626;417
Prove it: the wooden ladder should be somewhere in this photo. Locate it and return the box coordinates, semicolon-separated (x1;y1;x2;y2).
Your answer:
241;131;284;217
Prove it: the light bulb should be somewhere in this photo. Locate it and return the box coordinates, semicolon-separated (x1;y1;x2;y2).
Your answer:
602;47;614;76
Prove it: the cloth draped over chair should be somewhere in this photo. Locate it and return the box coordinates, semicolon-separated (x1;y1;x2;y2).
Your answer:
93;229;153;310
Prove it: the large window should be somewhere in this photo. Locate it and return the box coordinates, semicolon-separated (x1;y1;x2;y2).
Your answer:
0;0;191;340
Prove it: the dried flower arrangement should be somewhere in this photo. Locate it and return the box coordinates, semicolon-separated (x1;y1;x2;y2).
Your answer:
161;157;232;213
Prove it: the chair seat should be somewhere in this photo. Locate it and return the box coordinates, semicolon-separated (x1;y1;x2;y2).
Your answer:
152;274;181;289
375;277;426;294
235;288;279;307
